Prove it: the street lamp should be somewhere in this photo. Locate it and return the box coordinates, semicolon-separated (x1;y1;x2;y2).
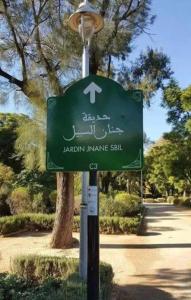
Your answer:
68;0;104;282
68;1;104;41
69;1;104;76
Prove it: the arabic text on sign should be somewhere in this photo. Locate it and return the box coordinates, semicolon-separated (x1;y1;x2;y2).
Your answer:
63;112;124;141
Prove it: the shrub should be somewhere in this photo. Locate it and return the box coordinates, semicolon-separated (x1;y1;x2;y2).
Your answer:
0;214;140;235
173;198;180;205
10;187;32;214
11;255;79;282
27;214;54;231
32;193;45;213
10;255;113;299
74;195;81;215
74;173;82;196
0;214;54;235
99;216;139;234
100;192;141;217
143;198;155;203
156;197;166;203
167;196;176;204
114;192;139;202
0;215;30;235
0;273;87;300
0;192;11;216
49;190;57;212
100;197;115;216
180;197;191;207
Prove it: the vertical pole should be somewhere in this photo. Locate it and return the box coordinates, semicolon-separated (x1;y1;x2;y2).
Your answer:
80;44;89;280
87;171;99;300
141;170;143;204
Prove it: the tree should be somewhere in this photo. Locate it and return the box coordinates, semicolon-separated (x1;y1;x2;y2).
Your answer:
0;0;172;248
0;113;26;173
145;136;191;197
163;80;191;134
0;162;15;216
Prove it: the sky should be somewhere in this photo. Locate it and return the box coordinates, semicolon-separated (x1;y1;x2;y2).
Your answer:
1;0;191;141
136;0;191;141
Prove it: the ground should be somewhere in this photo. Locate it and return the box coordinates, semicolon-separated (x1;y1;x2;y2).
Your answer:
0;203;191;300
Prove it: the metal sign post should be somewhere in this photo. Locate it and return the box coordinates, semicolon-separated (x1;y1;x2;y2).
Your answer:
68;1;104;283
87;174;99;300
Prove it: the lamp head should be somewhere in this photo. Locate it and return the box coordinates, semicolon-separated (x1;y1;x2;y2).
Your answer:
68;1;104;42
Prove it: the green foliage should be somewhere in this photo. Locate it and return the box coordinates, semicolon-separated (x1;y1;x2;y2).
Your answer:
49;190;57;212
12;170;56;214
9;187;55;215
100;192;141;217
0;214;30;235
14;170;56;193
99;217;140;234
143;80;191;198
155;197;166;203
167;196;176;204
0;163;15;216
0;214;140;235
74;195;81;216
181;198;191;208
32;193;49;214
10;187;32;214
0;273;87;300
128;48;172;102
74;215;140;234
15;117;46;171
173;197;191;208
0;113;25;173
11;254;113;285
0;163;15;186
0;192;11;216
163;80;191;132
74;173;81;196
144;136;191;197
0;214;53;235
9;255;113;299
173;198;180;205
11;256;79;282
99;171;142;195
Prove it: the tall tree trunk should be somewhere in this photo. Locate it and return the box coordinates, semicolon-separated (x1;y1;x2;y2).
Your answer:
50;172;74;248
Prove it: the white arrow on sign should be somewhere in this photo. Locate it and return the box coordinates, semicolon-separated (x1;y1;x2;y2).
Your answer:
83;82;102;104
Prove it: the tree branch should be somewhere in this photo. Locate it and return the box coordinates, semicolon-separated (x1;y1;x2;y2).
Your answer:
107;54;111;78
0;67;24;90
31;0;62;94
100;0;110;17
2;0;27;82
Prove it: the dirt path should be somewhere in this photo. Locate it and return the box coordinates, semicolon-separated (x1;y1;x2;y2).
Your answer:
1;204;191;299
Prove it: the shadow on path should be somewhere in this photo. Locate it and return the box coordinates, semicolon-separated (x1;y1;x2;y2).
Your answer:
113;268;191;299
100;243;191;249
112;284;175;300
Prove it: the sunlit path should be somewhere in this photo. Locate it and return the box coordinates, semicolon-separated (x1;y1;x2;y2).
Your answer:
109;204;191;300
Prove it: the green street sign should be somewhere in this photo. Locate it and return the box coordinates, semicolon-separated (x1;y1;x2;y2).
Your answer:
46;75;143;171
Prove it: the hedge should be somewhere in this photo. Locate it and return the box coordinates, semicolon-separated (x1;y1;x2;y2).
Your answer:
11;255;113;283
7;254;113;299
100;192;142;217
0;273;98;300
0;214;140;236
173;197;191;207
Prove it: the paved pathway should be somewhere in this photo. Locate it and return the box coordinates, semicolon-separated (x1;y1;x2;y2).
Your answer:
108;204;191;300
